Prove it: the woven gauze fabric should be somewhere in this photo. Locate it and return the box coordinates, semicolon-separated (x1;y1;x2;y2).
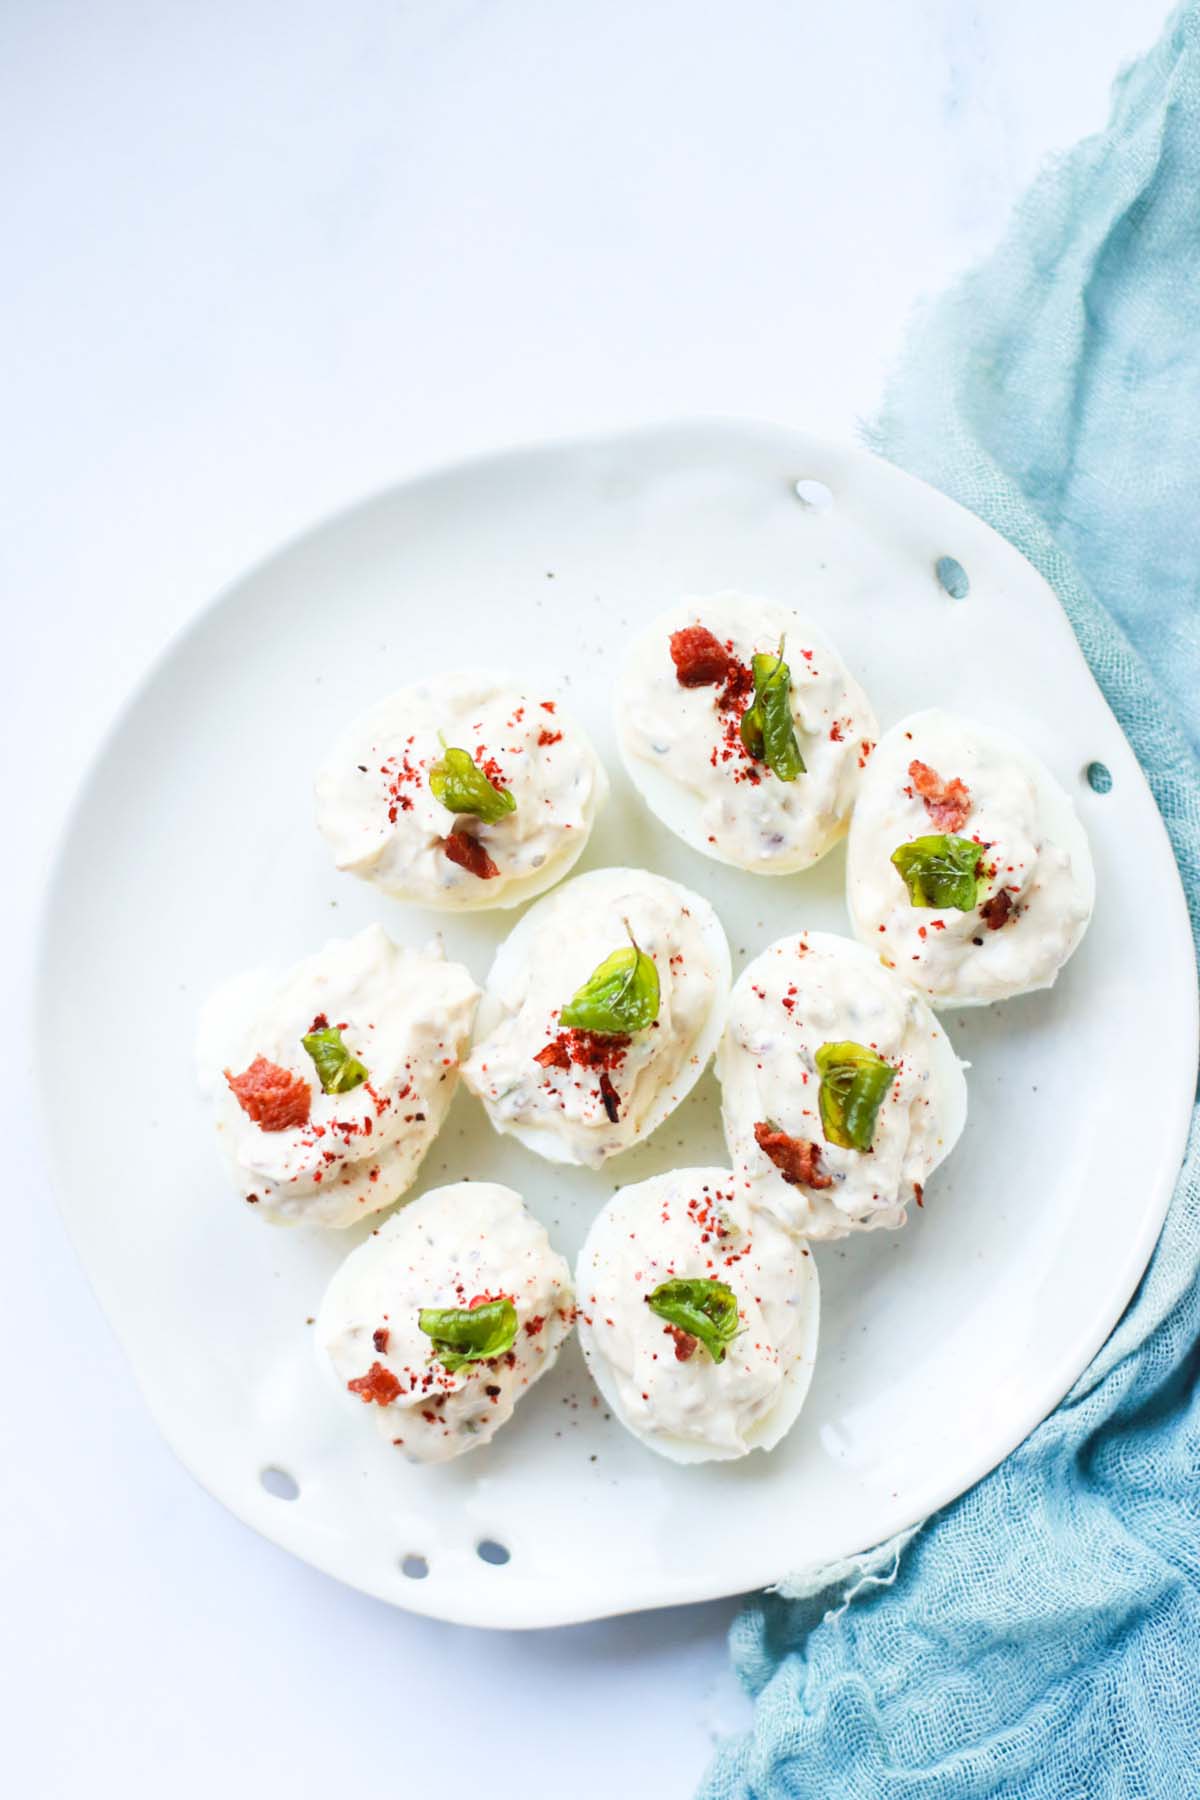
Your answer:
700;7;1200;1796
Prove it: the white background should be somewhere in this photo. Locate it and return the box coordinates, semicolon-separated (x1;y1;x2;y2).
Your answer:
2;1;1168;1793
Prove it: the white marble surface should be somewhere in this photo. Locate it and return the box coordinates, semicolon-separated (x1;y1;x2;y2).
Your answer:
2;1;1167;1793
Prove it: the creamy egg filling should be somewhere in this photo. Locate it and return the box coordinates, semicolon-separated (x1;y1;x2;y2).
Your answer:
462;868;730;1167
717;930;967;1239
847;710;1094;1006
197;924;479;1227
576;1168;819;1462
315;670;607;910
616;593;877;872
318;1182;574;1464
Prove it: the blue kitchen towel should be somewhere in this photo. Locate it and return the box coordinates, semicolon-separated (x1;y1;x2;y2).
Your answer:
701;6;1200;1797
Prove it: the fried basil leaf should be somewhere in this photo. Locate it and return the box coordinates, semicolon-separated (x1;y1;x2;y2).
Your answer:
301;1026;369;1095
739;642;806;780
558;929;660;1034
644;1277;740;1364
429;745;516;822
815;1040;896;1151
418;1298;518;1373
890;833;982;910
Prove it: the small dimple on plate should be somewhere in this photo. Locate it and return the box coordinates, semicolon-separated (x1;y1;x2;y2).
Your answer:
794;478;834;512
935;555;970;599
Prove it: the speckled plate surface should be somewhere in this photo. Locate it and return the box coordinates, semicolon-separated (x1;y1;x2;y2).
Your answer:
35;420;1197;1627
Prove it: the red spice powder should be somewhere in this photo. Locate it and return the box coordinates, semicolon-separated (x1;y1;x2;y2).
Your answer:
477;753;507;789
669;623;763;779
535;1029;631;1072
716;656;755;714
713;652;760;781
379;747;422;824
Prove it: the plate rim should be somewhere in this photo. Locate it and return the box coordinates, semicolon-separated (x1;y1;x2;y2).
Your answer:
33;415;1199;1629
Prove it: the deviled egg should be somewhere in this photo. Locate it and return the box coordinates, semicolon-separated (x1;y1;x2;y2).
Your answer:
315;670;607;910
197;924;479;1227
318;1181;574;1464
576;1168;819;1463
615;592;877;873
847;710;1095;1006
717;931;967;1238
461;867;731;1167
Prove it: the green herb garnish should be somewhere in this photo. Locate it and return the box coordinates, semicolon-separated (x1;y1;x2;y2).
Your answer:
815;1041;896;1152
428;743;516;822
739;640;806;780
645;1277;740;1364
418;1298;518;1373
558;923;660;1035
890;833;982;910
301;1026;369;1095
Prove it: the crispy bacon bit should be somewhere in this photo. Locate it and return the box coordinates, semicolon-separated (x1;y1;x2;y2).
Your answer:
372;1327;390;1354
753;1121;833;1190
665;1325;698;1361
599;1072;621;1123
442;828;500;880
908;759;971;833
309;1012;330;1032
670;624;732;687
524;1314;546;1338
535;1029;630;1072
347;1361;401;1406
913;1183;924;1208
537;727;563;747
225;1056;311;1132
980;889;1014;930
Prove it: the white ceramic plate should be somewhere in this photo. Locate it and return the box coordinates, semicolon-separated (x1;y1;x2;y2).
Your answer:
36;420;1196;1629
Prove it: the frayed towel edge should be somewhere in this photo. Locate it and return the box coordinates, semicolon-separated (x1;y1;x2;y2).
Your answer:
768;1523;924;1616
